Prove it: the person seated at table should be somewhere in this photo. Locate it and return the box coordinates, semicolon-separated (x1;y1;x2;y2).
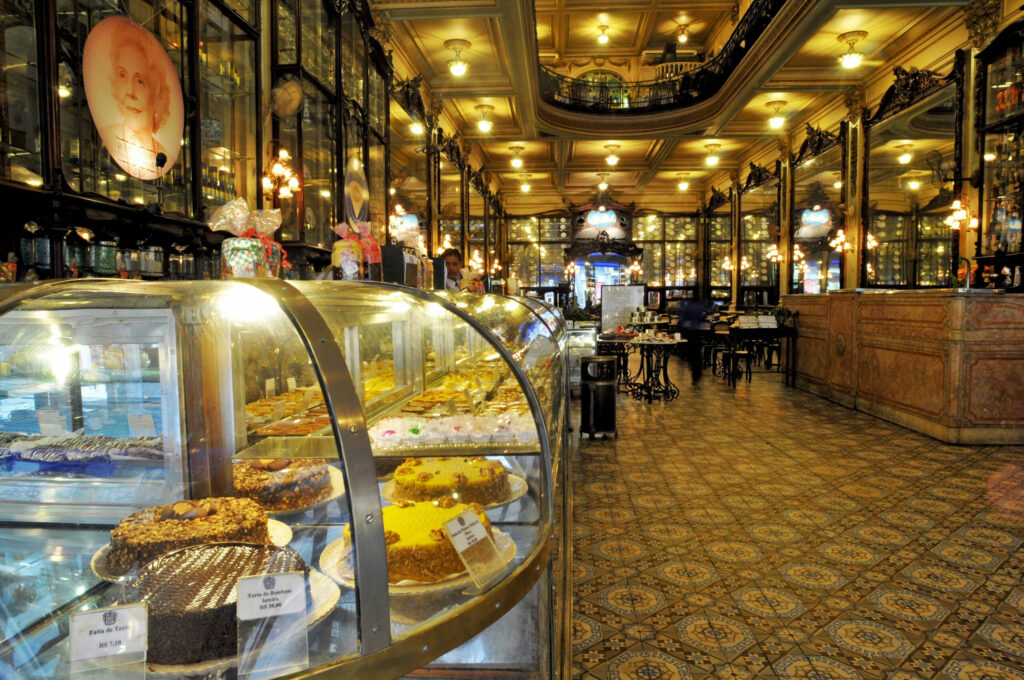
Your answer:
677;298;708;385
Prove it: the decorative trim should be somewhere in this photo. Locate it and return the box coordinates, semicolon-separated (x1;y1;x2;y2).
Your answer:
741;161;778;193
843;86;865;124
866;66;946;127
708;186;730;211
793;123;840;167
391;76;426;124
963;0;1000;49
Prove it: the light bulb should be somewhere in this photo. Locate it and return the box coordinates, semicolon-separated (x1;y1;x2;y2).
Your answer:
678;181;689;191
833;180;842;189
520;182;530;192
262;176;273;191
511;157;523;168
410;122;424;135
984;152;996;161
448;59;467;77
320;189;331;198
272;162;285;177
279;186;292;199
606;153;618;166
705;155;719;166
288;176;299;189
278;149;290;161
597;25;609;44
477;119;492;133
389;187;396;196
908;180;920;190
769;116;785;129
58;85;71;98
598;205;606;212
598;182;608;191
839;51;862;69
898;152;912;164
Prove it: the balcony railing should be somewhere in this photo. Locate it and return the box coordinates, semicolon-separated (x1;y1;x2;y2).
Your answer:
538;0;787;114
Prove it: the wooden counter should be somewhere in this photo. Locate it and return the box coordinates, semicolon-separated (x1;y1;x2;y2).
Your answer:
780;290;1024;444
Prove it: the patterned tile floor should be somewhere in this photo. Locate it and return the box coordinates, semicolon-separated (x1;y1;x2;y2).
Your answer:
571;359;1024;680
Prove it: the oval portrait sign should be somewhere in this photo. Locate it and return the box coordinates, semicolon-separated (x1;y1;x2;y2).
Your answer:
83;17;184;180
344;156;370;225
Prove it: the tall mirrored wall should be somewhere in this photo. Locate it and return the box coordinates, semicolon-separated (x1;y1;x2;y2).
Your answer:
791;140;843;293
739;169;779;306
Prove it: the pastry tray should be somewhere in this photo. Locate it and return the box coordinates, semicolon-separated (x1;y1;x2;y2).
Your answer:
380;474;528;509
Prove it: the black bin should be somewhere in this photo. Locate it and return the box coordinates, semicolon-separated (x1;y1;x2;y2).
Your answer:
580;355;617;439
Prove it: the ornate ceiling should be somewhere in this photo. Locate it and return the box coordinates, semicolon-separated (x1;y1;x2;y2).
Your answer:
376;0;977;214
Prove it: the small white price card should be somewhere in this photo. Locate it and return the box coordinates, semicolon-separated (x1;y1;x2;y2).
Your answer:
265;379;277;399
286;377;297;392
237;572;306;621
302;390;314;409
271;403;286;421
69;603;147;667
37;410;66;436
444;510;506;589
237;572;309;680
126;414;157;438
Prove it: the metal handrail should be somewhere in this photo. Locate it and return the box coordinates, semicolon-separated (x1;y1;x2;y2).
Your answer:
538;0;787;114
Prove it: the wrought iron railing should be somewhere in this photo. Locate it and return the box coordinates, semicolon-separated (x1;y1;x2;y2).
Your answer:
538;0;787;114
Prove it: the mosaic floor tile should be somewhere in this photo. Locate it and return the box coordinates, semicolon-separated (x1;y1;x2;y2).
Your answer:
598;582;668;618
675;613;756;657
868;588;950;622
606;649;694;680
773;654;863;679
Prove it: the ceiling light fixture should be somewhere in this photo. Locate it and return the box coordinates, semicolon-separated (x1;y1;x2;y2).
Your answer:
704;143;721;166
766;100;788;129
520;174;531;192
676;25;688;44
475;104;494;133
676;172;690;191
897;144;913;165
604;144;620;166
445;39;471;77
509;145;524;169
597;172;610;191
837;31;867;69
597;25;609;45
409;121;424;135
908;179;921;190
832;172;842;190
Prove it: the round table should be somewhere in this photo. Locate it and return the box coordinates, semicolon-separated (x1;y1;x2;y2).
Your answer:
629;339;682;403
596;338;639;394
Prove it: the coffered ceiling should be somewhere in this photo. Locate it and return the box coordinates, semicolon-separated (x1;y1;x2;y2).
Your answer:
376;0;974;214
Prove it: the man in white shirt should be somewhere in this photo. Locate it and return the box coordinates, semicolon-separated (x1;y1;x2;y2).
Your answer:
441;248;463;291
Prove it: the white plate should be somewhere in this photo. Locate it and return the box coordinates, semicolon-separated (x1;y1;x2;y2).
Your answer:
145;569;339;677
318;529;516;595
267;466;346;518
91;519;293;582
380;474;528;509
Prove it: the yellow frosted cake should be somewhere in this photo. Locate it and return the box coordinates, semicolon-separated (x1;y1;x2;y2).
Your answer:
393;457;510;505
378;499;493;583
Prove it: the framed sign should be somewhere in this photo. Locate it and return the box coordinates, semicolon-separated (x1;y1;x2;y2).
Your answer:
83;17;184;180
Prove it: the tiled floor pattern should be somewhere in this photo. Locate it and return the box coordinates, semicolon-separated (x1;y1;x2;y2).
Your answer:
571;361;1024;680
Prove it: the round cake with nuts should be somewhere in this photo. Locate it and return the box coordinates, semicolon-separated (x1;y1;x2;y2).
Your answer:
392;457;510;505
232;458;332;511
106;498;270;576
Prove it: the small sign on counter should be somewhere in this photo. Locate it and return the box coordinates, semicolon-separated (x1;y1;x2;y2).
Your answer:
445;510;506;589
69;603;147;675
127;414;157;438
37;410;66;436
286;377;297;392
265;378;277;399
236;572;309;680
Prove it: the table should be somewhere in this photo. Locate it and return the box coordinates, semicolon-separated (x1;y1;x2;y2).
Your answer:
629;339;682;403
596;339;638;394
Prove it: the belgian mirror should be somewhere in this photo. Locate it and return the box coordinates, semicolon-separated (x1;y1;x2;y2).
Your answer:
708;187;732;303
790;128;844;294
387;97;428;250
739;163;780;306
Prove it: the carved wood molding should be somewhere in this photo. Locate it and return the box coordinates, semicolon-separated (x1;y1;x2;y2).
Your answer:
793;123;841;166
741;161;778;193
963;0;1000;49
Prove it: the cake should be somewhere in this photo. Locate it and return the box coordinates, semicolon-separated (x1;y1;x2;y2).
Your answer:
106;498;269;575
393;457;511;505
233;458;332;511
123;543;309;665
374;499;493;583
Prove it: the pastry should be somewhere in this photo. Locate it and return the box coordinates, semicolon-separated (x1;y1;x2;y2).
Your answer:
232;458;332;511
393;457;511;505
123;543;309;665
106;498;269;575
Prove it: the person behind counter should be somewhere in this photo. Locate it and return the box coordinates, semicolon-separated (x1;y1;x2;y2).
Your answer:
440;248;484;292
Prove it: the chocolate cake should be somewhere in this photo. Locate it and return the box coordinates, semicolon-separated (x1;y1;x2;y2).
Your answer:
123;543;309;665
232;458;332;511
107;498;269;576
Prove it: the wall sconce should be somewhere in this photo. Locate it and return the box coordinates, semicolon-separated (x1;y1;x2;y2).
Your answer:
509;145;524;169
866;232;879;249
704;143;721;166
768;243;782;262
445;39;470;77
830;229;854;252
604;144;620;166
944;199;978;231
597;25;609;44
793;243;805;261
722;255;735;271
262;147;299;200
676;172;690;191
766;100;787;129
475;104;493;133
837;31;867;69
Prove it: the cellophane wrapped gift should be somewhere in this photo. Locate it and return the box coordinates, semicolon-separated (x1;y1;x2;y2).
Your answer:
221;238;263;279
331;224;363;280
352;222;382;280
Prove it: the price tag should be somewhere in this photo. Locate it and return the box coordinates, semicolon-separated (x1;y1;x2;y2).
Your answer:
237;572;306;621
271;403;286;421
127;414;157;438
265;379;276;399
69;603;147;664
444;510;507;588
37;410;66;436
286;377;297;392
302;390;314;409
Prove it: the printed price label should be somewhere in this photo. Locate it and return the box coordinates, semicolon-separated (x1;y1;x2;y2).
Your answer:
37;410;66;436
127;414;157;438
271;403;286;421
302;390;314;409
237;572;306;621
265;379;276;399
286;377;297;392
70;603;147;663
445;510;490;553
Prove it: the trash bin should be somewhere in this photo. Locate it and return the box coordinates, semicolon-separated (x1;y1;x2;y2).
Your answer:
580;354;617;439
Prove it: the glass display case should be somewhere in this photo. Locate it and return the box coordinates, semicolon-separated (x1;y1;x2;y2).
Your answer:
0;280;563;679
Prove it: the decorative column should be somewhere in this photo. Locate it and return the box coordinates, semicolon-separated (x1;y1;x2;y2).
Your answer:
843;85;865;290
730;169;741;310
777;136;792;297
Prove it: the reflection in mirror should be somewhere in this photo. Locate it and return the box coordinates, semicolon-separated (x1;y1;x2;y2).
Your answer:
865;87;956;287
791;145;842;293
388;98;427;252
664;215;698;289
708;189;732;301
468;184;485;275
439;158;462;255
740;174;779;306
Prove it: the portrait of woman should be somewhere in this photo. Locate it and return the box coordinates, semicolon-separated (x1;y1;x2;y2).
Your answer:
83;16;184;181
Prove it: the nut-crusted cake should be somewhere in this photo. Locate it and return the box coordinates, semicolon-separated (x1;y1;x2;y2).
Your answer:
106;498;269;576
123;543;309;665
393;457;510;505
378;498;493;583
232;458;332;511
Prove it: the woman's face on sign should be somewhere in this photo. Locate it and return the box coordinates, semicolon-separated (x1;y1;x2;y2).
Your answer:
113;44;152;133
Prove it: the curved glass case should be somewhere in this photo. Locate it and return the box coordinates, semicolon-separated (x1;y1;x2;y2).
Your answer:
0;280;562;679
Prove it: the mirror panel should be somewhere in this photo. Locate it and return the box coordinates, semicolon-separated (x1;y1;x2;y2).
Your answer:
791;145;843;293
740;175;779;306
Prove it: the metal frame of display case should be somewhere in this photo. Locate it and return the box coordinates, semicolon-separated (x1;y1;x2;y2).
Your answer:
0;279;563;680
